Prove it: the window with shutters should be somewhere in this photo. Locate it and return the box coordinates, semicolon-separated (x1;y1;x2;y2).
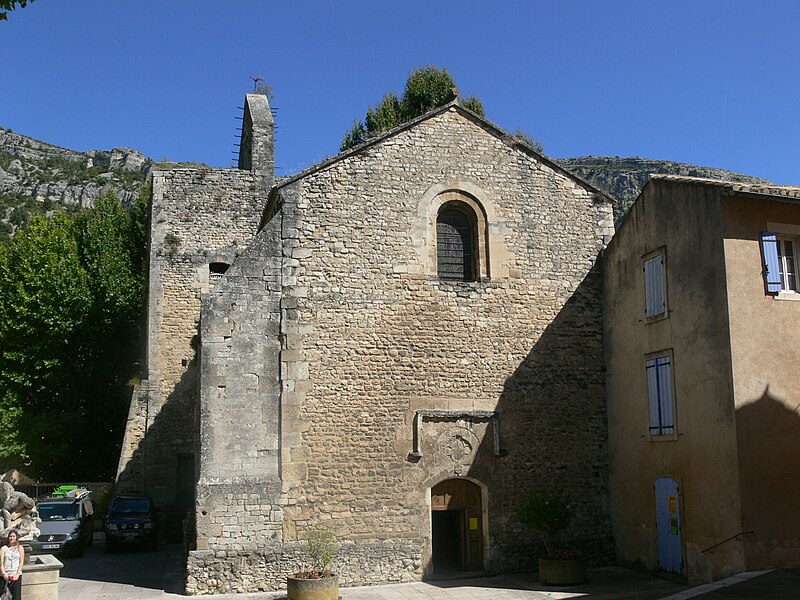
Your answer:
646;352;676;438
643;251;667;320
760;232;799;294
437;202;477;281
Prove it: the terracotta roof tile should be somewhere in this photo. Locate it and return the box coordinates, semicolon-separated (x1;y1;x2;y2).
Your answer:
651;174;800;200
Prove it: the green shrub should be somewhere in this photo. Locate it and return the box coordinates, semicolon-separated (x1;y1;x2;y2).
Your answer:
296;527;338;578
519;492;571;556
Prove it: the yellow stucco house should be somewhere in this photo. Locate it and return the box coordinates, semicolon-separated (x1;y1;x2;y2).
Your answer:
604;174;800;583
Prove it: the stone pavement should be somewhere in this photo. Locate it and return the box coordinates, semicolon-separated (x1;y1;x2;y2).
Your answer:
55;543;800;600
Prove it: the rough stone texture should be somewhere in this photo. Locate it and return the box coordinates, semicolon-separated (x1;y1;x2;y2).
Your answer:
186;103;615;593
116;94;275;515
187;542;422;594
115;168;263;507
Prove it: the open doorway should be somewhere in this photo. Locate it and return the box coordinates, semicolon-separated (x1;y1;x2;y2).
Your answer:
431;478;484;576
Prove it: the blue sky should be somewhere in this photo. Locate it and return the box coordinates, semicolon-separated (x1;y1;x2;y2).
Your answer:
1;0;798;184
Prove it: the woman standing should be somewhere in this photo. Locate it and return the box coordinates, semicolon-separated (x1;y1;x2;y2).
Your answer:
1;529;23;600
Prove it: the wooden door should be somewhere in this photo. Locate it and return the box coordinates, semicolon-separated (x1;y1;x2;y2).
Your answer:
431;479;483;572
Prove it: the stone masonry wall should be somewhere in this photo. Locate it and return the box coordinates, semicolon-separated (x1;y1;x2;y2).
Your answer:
116;167;263;509
188;106;615;593
192;219;284;562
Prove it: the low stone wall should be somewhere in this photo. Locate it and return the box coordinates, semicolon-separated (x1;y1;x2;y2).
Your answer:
186;541;423;594
22;554;63;600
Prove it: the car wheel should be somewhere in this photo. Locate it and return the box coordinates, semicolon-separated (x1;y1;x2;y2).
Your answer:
105;540;117;554
73;544;84;558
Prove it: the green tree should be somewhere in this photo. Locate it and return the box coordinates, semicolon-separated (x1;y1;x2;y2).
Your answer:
0;0;34;21
340;120;367;151
0;212;93;476
341;66;486;151
398;67;457;121
365;92;402;136
0;189;147;479
461;96;485;117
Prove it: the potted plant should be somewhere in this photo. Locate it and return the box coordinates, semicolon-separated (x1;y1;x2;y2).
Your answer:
287;527;339;600
519;492;587;586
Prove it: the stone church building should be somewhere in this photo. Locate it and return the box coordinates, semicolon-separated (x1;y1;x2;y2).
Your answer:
117;93;617;593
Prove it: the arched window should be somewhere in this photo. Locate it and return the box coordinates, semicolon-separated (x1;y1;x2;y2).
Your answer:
437;203;477;281
209;262;230;286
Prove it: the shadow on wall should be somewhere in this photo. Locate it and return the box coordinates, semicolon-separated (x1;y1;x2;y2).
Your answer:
116;355;199;517
115;262;613;585
736;388;800;567
423;262;613;577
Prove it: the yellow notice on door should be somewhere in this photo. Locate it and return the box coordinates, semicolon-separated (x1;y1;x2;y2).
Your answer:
469;517;478;530
669;496;676;514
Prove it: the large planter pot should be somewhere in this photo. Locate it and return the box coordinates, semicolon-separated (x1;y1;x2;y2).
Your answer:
287;574;339;600
538;557;587;586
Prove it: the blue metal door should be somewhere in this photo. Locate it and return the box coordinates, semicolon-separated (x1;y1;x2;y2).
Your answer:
655;477;682;574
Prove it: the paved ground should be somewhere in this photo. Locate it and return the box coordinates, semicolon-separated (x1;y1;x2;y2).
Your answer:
58;542;184;600
54;542;800;600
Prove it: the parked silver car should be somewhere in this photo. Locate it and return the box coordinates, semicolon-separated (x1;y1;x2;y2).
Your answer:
30;489;94;557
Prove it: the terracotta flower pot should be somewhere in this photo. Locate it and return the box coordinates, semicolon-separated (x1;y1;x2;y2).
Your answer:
538;557;587;586
287;574;339;600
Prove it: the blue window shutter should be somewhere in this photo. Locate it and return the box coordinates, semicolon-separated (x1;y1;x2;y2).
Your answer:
760;232;782;293
657;358;674;433
644;255;666;317
646;359;662;433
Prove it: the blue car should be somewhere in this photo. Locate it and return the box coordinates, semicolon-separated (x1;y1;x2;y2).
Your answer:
104;495;159;552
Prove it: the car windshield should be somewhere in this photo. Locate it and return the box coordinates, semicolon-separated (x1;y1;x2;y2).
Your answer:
37;503;79;521
111;498;151;514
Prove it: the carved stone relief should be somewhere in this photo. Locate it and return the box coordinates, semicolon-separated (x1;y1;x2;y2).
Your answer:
434;426;480;475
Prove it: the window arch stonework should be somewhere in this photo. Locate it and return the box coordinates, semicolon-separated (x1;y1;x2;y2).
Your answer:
430;190;489;281
408;180;511;280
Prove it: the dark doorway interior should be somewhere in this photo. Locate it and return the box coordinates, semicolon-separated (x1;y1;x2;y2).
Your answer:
430;478;484;576
432;509;464;575
175;454;195;513
168;454;195;544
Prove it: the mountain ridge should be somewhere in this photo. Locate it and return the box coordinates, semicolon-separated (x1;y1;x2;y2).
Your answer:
0;127;773;241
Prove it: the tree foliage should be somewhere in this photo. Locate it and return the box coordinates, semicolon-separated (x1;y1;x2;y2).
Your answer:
340;66;485;151
0;187;148;480
0;0;34;21
512;129;545;154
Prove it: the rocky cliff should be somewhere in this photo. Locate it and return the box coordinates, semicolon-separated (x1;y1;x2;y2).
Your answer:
0;126;152;241
1;127;774;242
555;156;771;226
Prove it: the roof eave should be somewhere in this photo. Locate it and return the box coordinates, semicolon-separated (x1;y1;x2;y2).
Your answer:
272;99;613;204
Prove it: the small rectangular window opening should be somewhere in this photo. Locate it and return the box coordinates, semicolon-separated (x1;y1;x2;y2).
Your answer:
761;232;799;294
209;262;230;285
644;253;666;318
778;238;798;292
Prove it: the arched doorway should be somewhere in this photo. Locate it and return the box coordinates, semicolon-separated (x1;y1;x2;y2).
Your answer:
431;478;484;575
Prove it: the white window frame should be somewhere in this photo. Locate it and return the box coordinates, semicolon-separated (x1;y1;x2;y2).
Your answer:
763;223;800;300
643;249;668;320
645;351;677;440
777;236;799;293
